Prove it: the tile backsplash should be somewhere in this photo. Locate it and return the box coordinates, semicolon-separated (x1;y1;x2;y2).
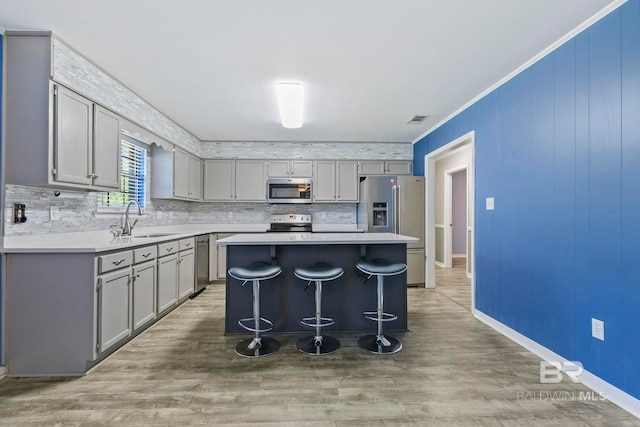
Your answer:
4;184;357;236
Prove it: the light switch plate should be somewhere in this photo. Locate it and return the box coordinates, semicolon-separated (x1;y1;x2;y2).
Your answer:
486;197;495;210
592;318;604;341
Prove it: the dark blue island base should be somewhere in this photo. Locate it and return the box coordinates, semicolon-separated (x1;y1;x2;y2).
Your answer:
224;243;408;334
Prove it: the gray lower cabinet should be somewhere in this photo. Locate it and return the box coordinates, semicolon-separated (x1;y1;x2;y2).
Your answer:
4;240;191;377
132;259;157;330
96;267;133;355
178;249;195;299
177;237;195;300
157;252;179;314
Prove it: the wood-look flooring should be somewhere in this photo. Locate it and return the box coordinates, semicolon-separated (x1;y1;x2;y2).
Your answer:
0;258;637;426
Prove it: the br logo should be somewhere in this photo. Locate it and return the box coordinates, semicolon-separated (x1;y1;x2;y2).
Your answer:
540;361;584;383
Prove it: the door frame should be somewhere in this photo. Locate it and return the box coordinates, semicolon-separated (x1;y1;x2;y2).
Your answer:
424;130;475;310
443;164;469;269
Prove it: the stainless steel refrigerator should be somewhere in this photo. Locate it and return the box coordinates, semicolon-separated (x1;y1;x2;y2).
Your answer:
357;175;425;285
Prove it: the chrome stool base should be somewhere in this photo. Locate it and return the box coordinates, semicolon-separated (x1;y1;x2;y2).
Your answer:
235;336;281;358
296;334;341;355
358;334;402;355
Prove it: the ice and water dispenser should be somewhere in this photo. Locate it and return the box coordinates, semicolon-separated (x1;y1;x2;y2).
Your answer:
372;202;388;227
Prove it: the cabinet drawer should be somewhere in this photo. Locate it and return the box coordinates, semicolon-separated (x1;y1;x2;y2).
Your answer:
98;250;133;274
134;245;158;264
158;241;179;256
179;238;195;251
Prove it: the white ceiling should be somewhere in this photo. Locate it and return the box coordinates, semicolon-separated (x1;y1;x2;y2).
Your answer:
0;0;619;143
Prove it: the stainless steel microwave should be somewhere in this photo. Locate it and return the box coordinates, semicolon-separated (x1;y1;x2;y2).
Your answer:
267;178;312;204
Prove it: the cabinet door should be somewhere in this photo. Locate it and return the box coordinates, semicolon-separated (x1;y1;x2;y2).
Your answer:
173;148;189;198
336;160;358;202
290;160;312;177
313;161;336;202
358;160;385;175
267;160;290;178
97;268;132;354
235;160;267;201
203;160;235;201
132;260;156;330
157;254;178;314
54;85;93;186
386;160;413;175
178;249;195;300
93;105;121;189
188;154;201;200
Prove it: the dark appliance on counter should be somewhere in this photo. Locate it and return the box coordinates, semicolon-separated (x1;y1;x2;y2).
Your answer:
269;213;312;232
267;178;312;204
192;234;210;297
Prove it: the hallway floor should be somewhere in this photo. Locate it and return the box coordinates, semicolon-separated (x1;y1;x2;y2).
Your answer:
0;259;637;426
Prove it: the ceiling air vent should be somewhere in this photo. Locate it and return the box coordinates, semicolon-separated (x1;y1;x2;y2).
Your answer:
407;115;428;124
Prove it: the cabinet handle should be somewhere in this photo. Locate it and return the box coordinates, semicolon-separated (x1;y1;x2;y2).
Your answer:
112;258;126;266
142;252;152;258
184;243;191;247
94;174;101;178
166;247;174;252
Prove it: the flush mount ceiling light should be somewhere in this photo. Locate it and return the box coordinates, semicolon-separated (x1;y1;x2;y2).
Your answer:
277;82;303;128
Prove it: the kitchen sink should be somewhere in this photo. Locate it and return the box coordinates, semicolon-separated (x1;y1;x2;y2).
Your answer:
131;232;177;239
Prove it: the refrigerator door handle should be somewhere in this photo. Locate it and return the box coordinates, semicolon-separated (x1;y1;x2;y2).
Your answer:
393;184;399;234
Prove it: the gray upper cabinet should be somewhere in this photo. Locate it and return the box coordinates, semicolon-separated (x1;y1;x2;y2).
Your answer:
54;86;94;186
336;161;359;201
54;87;121;190
385;160;413;175
203;160;235;201
268;160;312;178
236;160;268;201
313;160;358;203
358;160;413;175
93;105;122;189
4;33;121;191
173;148;190;199
151;146;202;201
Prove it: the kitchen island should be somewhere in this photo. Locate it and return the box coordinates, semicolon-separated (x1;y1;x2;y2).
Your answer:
217;232;419;334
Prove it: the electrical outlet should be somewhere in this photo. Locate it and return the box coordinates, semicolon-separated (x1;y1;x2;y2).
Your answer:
320;212;327;219
157;210;163;219
50;206;61;221
592;318;604;341
228;211;233;219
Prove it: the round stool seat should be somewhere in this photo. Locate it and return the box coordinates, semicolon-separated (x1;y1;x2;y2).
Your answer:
356;259;407;276
294;263;344;282
228;262;282;281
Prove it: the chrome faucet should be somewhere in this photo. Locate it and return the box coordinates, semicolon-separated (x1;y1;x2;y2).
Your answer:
122;200;144;236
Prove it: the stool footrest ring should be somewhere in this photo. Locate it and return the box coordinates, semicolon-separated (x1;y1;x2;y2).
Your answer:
301;316;335;329
238;316;274;333
363;311;398;322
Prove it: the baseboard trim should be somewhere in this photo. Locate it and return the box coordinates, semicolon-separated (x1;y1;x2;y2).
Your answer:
473;309;640;420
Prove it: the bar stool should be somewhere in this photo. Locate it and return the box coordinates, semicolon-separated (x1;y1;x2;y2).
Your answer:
294;262;344;355
228;262;282;357
356;259;407;354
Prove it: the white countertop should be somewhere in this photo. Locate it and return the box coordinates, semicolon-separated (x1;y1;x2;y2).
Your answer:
2;224;269;254
217;232;419;245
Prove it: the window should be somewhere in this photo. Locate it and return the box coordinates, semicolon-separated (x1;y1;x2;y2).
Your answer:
97;139;146;208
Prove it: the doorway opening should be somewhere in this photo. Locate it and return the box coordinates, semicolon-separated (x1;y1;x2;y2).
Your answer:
424;131;475;311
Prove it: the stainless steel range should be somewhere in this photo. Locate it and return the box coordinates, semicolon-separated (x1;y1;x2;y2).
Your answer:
269;214;312;232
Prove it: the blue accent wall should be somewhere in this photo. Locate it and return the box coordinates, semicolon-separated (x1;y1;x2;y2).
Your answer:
414;1;640;399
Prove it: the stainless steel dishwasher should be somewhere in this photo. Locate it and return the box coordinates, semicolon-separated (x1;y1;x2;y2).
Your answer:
193;234;210;296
